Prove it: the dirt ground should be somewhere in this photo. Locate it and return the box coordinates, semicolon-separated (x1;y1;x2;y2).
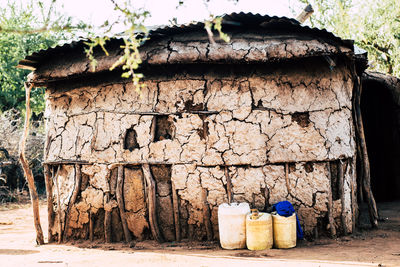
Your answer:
0;200;399;267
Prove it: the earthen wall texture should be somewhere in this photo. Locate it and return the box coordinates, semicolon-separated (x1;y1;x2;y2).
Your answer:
46;60;357;241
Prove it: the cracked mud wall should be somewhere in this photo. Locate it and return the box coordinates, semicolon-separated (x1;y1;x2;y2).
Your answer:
45;58;356;241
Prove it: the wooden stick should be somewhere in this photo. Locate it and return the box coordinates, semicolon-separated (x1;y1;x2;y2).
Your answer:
350;159;357;232
104;192;112;243
150;117;157;142
171;181;181;241
66;109;218;117
356;141;365;203
63;164;82;242
326;162;336;238
296;4;314;23
224;166;233;204
338;160;347;235
18;83;44;245
285;163;291;195
53;165;62;243
43;160;90;165
353;77;378;228
89;211;94;242
43;164;54;243
116;165;132;243
142;164;163;243
202;188;213;241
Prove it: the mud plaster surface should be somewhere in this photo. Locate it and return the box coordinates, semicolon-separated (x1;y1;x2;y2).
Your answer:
34;34;352;82
46;62;356;240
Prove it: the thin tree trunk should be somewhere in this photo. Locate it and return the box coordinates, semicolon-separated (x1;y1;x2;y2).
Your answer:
354;77;378;228
116;165;132;243
43;164;54;243
142;164;163;243
18;83;44;245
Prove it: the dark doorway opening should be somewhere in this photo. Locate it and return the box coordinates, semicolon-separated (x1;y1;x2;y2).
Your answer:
361;79;400;202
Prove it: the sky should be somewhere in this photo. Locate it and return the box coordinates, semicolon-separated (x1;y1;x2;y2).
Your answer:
57;0;303;29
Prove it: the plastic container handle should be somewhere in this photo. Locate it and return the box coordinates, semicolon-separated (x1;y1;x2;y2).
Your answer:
250;209;260;220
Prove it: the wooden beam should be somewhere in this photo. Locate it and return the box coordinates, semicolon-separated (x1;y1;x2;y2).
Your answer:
43;160;91;165
142;164;164;243
116;165;132;243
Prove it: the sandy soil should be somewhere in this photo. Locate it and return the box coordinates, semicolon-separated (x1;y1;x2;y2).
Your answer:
0;201;399;267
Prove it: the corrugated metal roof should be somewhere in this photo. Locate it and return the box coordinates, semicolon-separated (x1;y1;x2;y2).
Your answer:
18;12;353;70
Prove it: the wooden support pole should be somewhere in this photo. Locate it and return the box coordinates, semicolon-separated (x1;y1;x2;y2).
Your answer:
104;192;112;243
53;165;63;244
116;165;132;243
43;164;54;243
142;164;164;243
285;163;292;195
202;188;213;241
356;141;365;203
18;83;44;245
63;164;82;242
338;160;347;235
296;4;314;23
354;77;378;228
150;117;157;142
350;159;358;232
89;211;94;242
224;167;233;204
326;162;337;238
43;160;91;165
171;181;181;241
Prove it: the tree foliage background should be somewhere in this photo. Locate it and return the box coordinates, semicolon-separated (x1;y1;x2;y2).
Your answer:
0;0;82;115
295;0;400;76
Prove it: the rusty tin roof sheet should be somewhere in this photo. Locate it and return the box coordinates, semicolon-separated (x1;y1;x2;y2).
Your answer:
18;12;354;70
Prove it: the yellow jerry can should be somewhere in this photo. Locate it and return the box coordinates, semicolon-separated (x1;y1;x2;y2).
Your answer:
272;212;296;248
246;209;273;250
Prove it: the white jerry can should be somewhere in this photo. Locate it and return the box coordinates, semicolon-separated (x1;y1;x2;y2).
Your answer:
218;202;250;249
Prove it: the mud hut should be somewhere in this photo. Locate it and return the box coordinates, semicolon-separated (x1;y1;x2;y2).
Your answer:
18;13;367;242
